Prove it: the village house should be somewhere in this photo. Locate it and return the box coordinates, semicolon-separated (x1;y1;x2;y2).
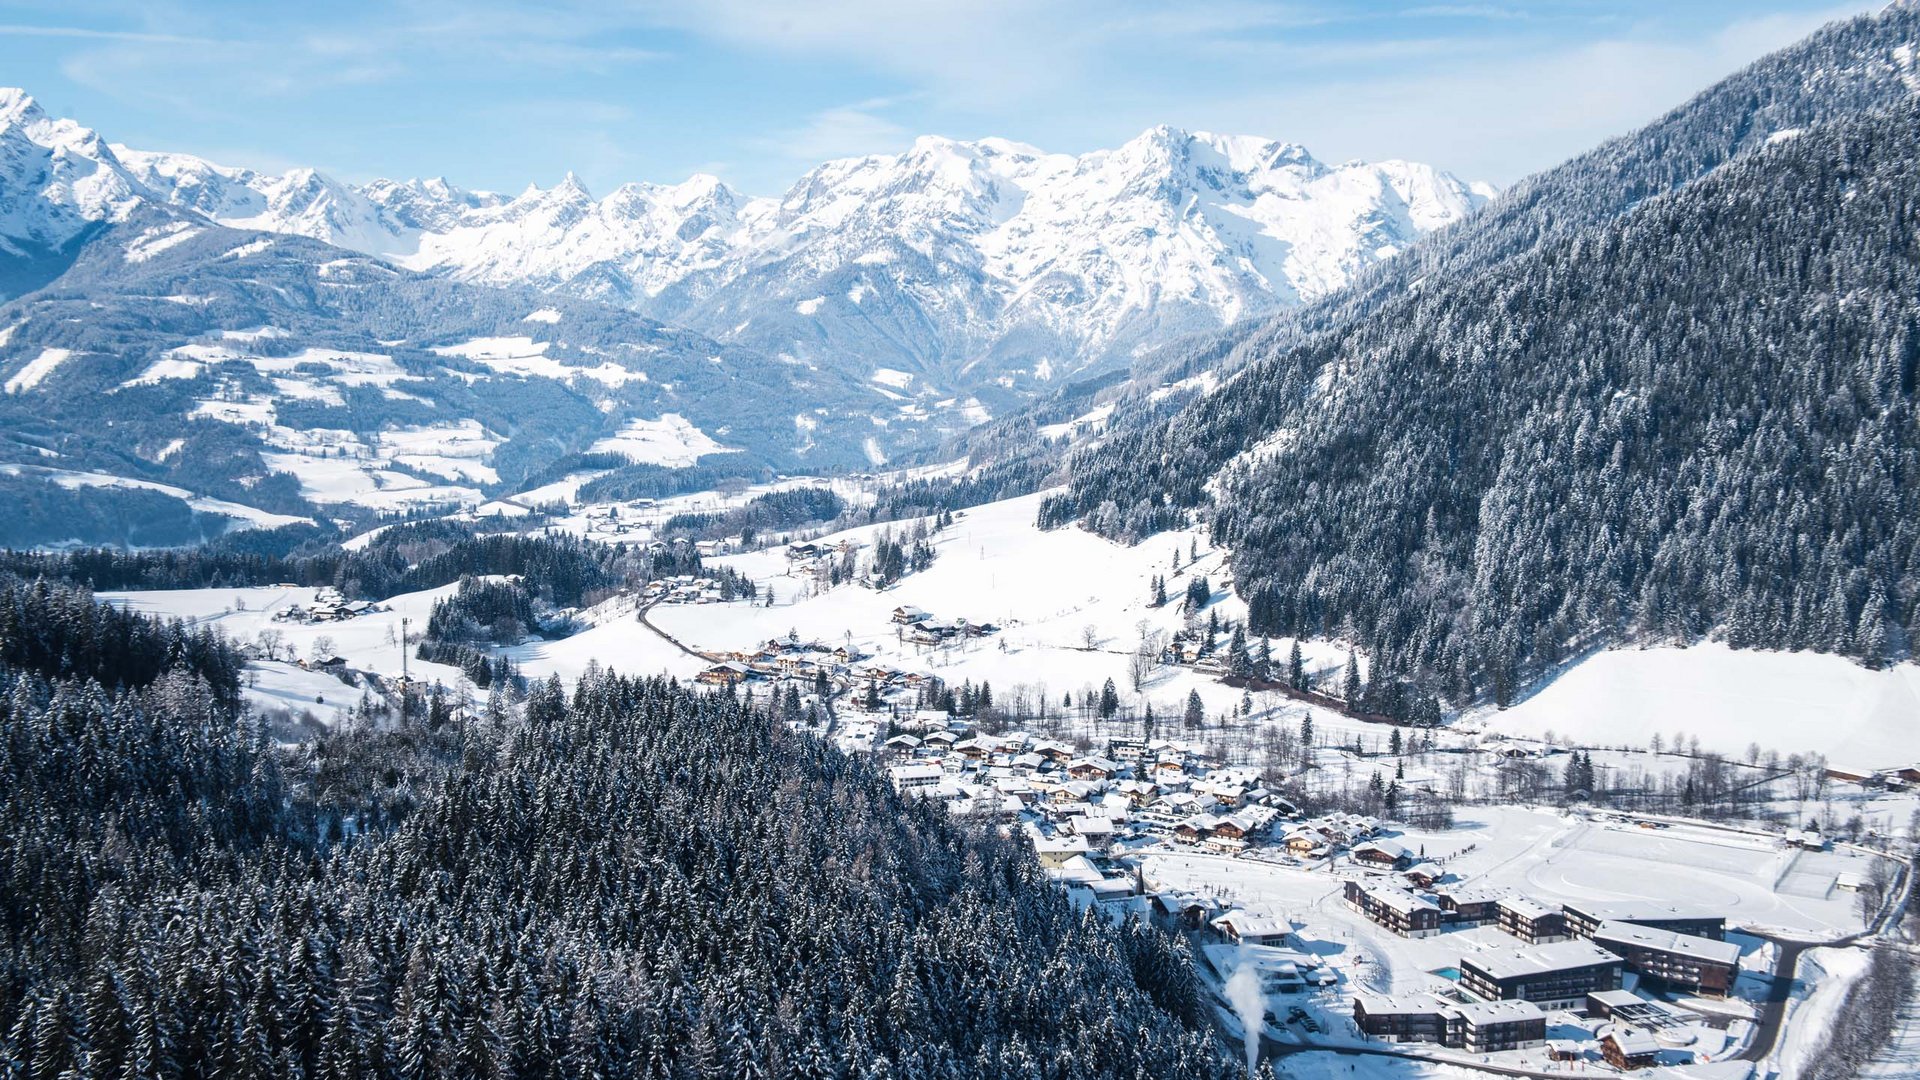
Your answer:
887;763;943;794
1068;815;1117;849
1403;863;1445;889
1029;739;1071;763
1283;828;1331;856
1211;910;1290;947
1600;1027;1662;1071
951;738;993;761
1050;854;1138;904
1068;756;1120;781
696;662;752;685
1352;838;1413;870
891;606;931;625
1150;892;1220;932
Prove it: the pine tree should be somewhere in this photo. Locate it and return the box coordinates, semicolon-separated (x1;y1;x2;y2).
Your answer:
1342;653;1362;704
1183;691;1204;731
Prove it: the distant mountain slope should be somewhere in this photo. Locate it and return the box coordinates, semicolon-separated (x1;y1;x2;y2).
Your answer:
1047;95;1920;713
0;210;947;546
112;123;1490;395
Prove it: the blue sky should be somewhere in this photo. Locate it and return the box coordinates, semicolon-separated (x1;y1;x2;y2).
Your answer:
0;0;1881;195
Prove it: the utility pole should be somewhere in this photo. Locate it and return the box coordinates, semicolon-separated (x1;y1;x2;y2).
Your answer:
400;617;410;684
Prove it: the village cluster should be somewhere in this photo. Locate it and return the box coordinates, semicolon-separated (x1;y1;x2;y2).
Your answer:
694;604;997;689
269;587;384;623
874;710;1805;1074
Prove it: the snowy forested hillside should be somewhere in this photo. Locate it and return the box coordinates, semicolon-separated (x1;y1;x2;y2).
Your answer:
1039;4;1920;709
1056;99;1920;701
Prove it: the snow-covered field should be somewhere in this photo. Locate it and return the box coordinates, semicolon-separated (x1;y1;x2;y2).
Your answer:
587;413;733;466
1472;645;1920;769
501;592;705;685
102;583;468;696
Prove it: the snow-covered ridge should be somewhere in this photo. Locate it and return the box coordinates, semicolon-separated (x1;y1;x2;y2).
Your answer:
0;84;1492;383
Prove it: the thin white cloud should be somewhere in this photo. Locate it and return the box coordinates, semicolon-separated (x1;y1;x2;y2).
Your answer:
757;100;913;167
0;23;226;45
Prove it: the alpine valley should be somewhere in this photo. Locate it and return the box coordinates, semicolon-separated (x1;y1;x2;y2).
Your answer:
2;4;1920;1080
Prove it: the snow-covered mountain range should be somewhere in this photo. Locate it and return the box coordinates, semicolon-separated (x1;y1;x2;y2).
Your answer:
0;86;1491;391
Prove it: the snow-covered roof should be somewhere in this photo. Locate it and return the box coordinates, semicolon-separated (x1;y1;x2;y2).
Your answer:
1590;921;1740;965
1603;1026;1662;1056
1445;999;1544;1025
1354;881;1438;915
1212;909;1289;939
1497;895;1561;921
1465;940;1622;981
1355;993;1440;1017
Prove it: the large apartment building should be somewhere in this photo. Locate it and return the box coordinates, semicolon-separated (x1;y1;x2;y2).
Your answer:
1589;920;1741;997
1353;996;1546;1052
1344;880;1445;938
1562;901;1725;941
1460;940;1625;1009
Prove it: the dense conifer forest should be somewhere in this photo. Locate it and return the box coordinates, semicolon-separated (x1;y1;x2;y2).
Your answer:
0;520;681;607
0;590;1236;1079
